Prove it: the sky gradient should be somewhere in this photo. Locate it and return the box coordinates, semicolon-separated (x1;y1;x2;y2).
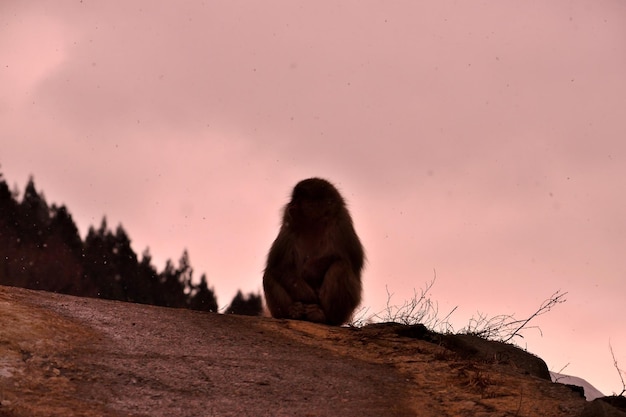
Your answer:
2;1;625;395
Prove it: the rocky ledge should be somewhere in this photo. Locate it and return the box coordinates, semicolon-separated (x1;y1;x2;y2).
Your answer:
0;285;623;417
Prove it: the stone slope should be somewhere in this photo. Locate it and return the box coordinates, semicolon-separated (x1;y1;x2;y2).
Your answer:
0;285;599;416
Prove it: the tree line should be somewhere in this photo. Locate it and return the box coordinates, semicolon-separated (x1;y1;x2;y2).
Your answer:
0;170;262;315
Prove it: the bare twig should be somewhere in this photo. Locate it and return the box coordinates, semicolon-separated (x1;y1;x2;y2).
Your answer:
356;276;566;347
556;362;570;375
609;340;626;396
460;290;567;343
348;306;371;327
551;363;570;383
502;290;567;342
365;272;458;332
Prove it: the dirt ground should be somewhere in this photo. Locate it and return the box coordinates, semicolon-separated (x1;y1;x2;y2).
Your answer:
0;285;596;416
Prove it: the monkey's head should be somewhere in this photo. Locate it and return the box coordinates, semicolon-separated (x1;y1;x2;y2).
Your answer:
285;178;346;230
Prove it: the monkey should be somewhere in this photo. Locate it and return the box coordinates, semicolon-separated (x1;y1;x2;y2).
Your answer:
262;178;364;326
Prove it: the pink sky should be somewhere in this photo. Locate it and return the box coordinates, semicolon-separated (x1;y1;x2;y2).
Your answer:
2;0;626;395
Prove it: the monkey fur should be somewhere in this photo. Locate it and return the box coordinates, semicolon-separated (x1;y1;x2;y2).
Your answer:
263;178;364;325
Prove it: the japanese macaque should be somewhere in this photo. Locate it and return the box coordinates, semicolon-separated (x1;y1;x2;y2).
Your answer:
263;178;364;325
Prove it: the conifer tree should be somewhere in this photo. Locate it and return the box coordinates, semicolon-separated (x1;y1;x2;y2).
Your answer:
226;291;263;316
19;177;50;244
159;256;187;308
189;274;218;312
49;204;83;256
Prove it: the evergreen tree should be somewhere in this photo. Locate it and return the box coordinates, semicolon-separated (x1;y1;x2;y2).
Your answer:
49;204;83;256
111;224;142;302
83;217;125;300
41;204;89;295
226;290;263;316
0;172;19;284
159;257;187;308
0;171;227;314
0;174;19;236
177;249;194;295
19;177;50;243
189;273;218;312
137;248;161;305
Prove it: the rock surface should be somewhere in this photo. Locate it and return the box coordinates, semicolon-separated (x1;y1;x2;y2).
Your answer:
0;285;607;416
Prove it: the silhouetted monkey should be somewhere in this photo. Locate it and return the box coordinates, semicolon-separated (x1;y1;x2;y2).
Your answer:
263;178;364;325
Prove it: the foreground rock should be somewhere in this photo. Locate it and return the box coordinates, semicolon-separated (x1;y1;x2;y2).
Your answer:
0;285;605;416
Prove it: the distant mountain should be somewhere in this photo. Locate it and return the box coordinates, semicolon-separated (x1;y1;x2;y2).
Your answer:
551;371;605;400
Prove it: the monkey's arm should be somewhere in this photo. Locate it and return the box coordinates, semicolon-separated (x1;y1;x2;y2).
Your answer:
318;260;362;325
263;270;294;318
263;266;320;319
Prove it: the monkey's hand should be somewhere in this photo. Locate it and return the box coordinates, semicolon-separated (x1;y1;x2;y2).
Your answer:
288;302;327;323
288;302;307;319
303;304;327;323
